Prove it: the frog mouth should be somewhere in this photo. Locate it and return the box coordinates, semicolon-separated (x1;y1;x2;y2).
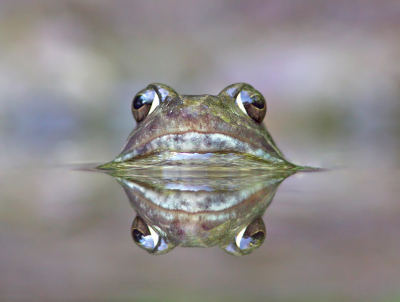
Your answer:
113;131;284;164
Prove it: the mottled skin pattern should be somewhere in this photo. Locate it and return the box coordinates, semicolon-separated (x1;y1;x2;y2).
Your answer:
105;83;301;170
94;84;316;254
115;170;292;255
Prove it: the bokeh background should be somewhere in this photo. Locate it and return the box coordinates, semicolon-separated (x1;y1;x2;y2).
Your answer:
1;1;399;301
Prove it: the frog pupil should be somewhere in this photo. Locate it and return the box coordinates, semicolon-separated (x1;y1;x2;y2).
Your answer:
132;229;157;250
249;231;264;245
132;229;144;243
133;89;155;110
240;90;265;109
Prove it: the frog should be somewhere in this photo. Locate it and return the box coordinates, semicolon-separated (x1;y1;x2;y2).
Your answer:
99;83;308;171
109;168;293;255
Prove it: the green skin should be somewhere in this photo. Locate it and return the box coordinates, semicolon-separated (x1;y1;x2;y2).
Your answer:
114;169;292;255
94;83;318;254
100;83;309;171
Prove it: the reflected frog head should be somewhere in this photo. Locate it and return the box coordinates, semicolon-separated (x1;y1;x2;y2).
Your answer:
82;83;321;255
99;83;312;171
109;170;293;256
131;214;266;256
89;82;322;255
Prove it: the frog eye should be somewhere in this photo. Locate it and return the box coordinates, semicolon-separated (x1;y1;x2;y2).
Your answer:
219;83;267;123
220;217;266;256
131;216;159;251
132;88;160;122
234;217;265;252
132;83;178;123
131;216;175;254
235;88;266;123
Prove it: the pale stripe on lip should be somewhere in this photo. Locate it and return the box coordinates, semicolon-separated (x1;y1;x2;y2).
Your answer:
118;177;267;214
114;132;282;163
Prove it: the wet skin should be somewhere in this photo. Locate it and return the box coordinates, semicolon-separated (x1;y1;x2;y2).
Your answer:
100;83;305;170
105;169;293;255
92;83;315;254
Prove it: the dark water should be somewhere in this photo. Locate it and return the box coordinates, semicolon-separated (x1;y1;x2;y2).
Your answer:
1;165;399;301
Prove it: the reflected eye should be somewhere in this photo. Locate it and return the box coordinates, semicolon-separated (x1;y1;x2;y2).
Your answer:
220;217;266;256
235;225;265;251
131;216;159;251
132;88;160;122
235;88;266;123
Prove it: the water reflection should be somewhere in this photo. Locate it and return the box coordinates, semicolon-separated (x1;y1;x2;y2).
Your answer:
94;167;296;256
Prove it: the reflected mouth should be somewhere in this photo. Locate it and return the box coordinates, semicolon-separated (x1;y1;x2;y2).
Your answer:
114;131;283;164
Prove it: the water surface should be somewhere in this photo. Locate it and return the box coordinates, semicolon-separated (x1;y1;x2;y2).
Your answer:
1;166;399;301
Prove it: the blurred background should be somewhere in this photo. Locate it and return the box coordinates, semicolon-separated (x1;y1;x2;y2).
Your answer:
0;1;399;301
